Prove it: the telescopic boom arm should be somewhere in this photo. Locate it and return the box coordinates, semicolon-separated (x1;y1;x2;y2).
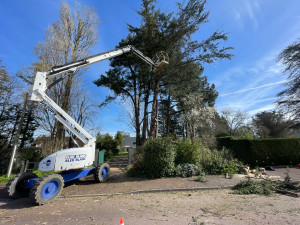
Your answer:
46;45;164;88
31;45;168;148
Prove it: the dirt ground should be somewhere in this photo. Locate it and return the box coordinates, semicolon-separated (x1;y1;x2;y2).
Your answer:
58;166;300;197
0;155;299;225
1;190;300;225
63;156;300;197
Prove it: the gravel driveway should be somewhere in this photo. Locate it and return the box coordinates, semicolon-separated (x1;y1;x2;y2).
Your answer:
1;190;300;225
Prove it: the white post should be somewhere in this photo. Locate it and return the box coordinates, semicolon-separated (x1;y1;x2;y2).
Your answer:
6;93;28;177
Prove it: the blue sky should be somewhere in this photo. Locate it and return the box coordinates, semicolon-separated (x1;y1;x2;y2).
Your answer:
1;0;299;136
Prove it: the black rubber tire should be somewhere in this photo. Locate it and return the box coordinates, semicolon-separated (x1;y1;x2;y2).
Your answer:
6;172;38;199
94;163;110;183
29;174;64;205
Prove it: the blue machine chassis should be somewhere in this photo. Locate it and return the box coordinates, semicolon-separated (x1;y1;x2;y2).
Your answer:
25;167;96;189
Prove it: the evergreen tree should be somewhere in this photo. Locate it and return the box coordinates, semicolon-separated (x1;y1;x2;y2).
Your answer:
277;39;300;121
94;0;233;145
252;110;293;138
115;131;124;147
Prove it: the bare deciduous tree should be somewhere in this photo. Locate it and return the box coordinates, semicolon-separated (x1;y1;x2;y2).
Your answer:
19;2;100;151
220;107;248;136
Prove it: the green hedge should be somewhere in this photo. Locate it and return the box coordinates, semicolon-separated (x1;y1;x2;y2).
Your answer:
217;137;300;166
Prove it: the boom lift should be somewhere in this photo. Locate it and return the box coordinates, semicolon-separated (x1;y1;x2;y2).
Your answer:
6;45;168;205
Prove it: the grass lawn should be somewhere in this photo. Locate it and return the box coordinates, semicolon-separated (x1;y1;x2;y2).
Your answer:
0;170;53;183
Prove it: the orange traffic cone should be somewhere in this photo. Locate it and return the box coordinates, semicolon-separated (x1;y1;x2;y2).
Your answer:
120;217;124;225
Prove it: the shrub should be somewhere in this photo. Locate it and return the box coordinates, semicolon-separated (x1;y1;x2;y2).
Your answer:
141;137;176;178
127;137;242;179
175;163;200;177
175;139;211;168
175;139;201;165
204;147;242;175
126;164;143;177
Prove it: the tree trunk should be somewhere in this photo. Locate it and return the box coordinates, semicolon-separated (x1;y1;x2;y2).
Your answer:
135;102;141;146
141;93;149;145
149;78;160;138
132;73;142;147
165;94;171;136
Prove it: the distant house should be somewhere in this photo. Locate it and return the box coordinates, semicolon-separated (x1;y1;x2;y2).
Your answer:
290;123;300;138
122;137;136;152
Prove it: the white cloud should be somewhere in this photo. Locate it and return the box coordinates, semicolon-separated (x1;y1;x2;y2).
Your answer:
247;103;277;116
213;24;300;113
231;0;261;30
213;48;286;114
219;80;286;97
217;97;278;110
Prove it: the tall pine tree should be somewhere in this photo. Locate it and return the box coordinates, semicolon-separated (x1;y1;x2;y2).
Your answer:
94;0;233;145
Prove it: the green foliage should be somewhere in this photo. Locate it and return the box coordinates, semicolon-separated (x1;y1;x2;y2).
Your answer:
217;136;232;149
233;179;276;195
128;137;242;178
126;164;144;177
94;0;233;141
115;131;123;148
252;110;293;138
0;102;39;150
32;170;52;177
203;148;242;175
284;166;291;184
0;174;15;183
0;170;52;183
175;139;201;165
0;147;11;175
17;147;43;162
277;39;300;119
175;139;211;167
236;126;254;139
217;137;300;166
215;133;230;138
158;99;182;137
196;175;207;183
174;163;200;177
141;138;176;178
96;133;119;157
0;144;42;176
